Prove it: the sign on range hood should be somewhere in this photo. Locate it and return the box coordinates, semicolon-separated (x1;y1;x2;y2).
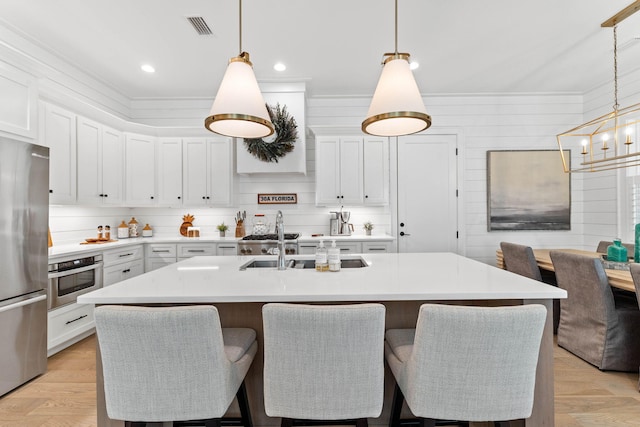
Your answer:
236;84;306;174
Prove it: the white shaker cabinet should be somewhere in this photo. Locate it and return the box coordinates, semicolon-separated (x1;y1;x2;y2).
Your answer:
316;136;388;206
316;137;363;206
182;137;232;206
362;137;389;206
40;102;76;204
125;133;156;206
156;138;183;207
76;116;123;205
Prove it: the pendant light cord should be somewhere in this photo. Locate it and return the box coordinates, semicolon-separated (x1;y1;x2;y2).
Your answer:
239;0;243;53
394;0;398;54
613;25;619;112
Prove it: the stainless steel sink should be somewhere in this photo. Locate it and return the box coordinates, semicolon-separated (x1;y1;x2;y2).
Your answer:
239;257;368;270
239;259;295;270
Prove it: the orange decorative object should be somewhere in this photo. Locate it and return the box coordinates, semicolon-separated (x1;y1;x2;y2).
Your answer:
180;214;195;237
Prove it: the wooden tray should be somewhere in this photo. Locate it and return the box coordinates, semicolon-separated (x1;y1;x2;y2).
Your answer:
80;238;117;245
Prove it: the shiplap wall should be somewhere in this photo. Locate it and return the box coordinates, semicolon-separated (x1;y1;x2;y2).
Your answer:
307;94;586;265
51;92;587;264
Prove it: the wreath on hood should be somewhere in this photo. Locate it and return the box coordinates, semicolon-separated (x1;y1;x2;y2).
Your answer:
244;103;298;163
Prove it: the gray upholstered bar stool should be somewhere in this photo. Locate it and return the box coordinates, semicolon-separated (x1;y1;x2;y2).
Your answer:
385;304;546;427
94;305;258;427
262;303;386;427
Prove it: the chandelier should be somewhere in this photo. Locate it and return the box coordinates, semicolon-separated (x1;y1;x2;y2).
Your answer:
556;2;640;172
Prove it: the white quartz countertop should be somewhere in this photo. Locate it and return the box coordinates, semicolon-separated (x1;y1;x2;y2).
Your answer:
77;252;566;304
48;234;395;260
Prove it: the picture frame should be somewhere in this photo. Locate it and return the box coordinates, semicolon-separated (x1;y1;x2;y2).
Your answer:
487;150;571;231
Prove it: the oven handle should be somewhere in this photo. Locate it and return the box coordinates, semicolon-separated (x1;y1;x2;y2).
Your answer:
48;262;103;279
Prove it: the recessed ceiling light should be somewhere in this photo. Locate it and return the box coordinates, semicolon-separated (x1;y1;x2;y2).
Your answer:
273;63;286;71
141;64;156;73
409;61;419;70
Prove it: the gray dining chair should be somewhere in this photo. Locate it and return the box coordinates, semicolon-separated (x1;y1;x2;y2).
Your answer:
94;305;257;427
262;303;385;427
596;240;635;256
550;251;640;371
385;303;546;427
499;242;541;280
500;242;560;333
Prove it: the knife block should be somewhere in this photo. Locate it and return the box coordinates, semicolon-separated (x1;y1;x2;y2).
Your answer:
235;221;245;238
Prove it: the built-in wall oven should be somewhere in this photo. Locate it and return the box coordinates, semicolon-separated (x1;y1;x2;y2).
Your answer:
47;255;103;310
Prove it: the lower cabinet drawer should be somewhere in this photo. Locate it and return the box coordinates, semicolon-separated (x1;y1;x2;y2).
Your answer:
362;242;391;252
178;243;217;258
104;260;144;286
48;302;95;354
103;245;143;264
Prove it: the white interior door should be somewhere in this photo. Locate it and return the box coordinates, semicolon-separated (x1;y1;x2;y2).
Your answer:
397;134;458;253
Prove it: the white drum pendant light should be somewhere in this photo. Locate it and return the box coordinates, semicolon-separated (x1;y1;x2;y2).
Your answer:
362;0;431;137
205;0;274;139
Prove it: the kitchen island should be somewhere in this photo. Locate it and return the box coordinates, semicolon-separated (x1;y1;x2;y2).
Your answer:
78;252;566;427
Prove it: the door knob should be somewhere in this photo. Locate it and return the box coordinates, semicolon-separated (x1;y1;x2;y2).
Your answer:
400;232;411;236
400;222;405;227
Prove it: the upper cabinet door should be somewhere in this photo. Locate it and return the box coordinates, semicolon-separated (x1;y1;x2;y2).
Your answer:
42;103;76;204
207;138;232;206
0;64;37;139
182;138;209;207
101;126;123;205
338;137;364;205
363;137;389;206
124;133;156;206
315;137;341;206
157;138;183;207
76;117;101;205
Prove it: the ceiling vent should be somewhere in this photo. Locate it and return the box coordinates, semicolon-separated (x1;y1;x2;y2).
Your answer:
187;17;213;35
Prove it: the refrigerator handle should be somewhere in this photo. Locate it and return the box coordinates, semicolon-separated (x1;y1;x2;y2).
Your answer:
0;294;47;314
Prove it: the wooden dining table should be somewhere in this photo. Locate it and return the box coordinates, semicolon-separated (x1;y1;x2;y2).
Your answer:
496;248;636;293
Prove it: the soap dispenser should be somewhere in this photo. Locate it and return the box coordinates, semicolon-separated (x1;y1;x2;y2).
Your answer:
315;240;328;272
328;240;341;272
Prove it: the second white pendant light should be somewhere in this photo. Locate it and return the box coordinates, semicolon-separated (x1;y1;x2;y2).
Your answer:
362;0;431;137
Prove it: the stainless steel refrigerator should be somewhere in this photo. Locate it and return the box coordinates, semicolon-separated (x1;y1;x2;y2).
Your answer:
0;136;49;396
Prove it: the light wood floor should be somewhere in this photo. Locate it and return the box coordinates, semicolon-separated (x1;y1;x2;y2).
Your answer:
1;335;639;427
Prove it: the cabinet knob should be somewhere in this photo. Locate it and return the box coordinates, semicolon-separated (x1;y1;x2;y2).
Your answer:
336;196;340;199
400;232;411;237
178;196;181;200
202;196;206;200
365;195;368;198
104;194;108;198
98;194;103;197
206;196;210;200
150;196;154;200
400;222;405;227
49;189;53;193
341;195;344;199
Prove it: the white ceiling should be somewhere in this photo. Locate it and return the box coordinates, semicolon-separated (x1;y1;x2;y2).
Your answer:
2;0;640;100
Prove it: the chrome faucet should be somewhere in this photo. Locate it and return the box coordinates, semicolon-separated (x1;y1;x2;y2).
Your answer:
275;210;286;270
